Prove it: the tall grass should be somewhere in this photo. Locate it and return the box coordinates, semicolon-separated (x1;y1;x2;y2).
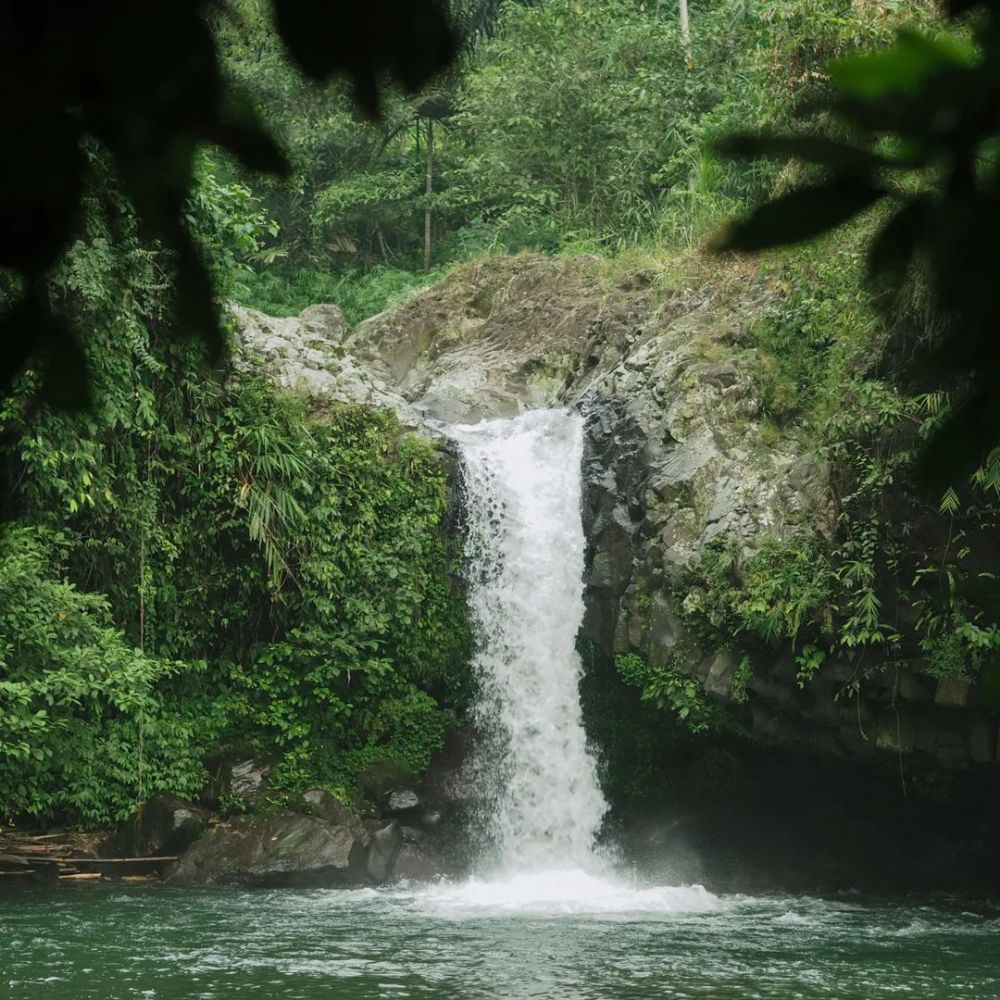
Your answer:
237;266;440;327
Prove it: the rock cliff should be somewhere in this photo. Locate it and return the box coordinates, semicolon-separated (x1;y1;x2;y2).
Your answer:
232;253;997;772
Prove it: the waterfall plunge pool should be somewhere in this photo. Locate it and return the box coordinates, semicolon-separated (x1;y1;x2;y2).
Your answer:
4;880;1000;998
7;411;998;997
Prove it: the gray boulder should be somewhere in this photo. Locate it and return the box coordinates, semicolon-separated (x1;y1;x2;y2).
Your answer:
229;759;271;801
366;821;403;884
230;302;420;427
201;756;271;810
101;794;207;858
167;812;367;888
384;788;421;818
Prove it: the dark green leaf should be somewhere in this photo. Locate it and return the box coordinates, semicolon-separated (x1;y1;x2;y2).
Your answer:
271;0;455;114
173;231;224;363
0;114;83;272
37;320;91;412
212;97;290;176
830;29;976;100
946;0;1000;16
715;133;896;173
918;389;1000;488
866;194;933;294
0;294;47;392
712;182;886;253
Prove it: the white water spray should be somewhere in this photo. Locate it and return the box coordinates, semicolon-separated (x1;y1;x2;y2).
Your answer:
423;408;719;915
450;409;607;872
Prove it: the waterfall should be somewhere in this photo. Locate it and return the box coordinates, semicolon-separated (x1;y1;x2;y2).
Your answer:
450;409;608;872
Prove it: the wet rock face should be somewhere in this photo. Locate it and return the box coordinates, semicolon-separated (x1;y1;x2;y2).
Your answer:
169;794;454;887
392;844;441;882
366;822;403;883
232;254;996;771
101;795;207;858
167;812;368;888
580;400;649;657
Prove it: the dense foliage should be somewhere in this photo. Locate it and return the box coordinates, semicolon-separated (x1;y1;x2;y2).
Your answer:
0;157;468;826
5;0;997;828
223;0;937;306
0;0;456;409
717;0;1000;479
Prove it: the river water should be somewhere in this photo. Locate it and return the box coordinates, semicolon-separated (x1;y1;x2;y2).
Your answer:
4;881;1000;998
4;411;999;996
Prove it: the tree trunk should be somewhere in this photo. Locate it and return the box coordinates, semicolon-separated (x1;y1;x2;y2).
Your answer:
424;118;434;272
678;0;692;68
375;224;390;265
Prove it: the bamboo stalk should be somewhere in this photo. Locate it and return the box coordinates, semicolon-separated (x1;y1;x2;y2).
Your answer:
678;0;692;67
424;118;434;273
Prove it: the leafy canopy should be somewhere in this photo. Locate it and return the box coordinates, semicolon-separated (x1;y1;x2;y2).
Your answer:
0;0;455;407
715;0;1000;482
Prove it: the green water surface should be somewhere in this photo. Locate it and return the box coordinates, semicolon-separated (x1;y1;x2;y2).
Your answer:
2;884;999;999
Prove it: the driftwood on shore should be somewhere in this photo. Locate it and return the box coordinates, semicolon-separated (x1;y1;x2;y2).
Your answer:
0;830;177;885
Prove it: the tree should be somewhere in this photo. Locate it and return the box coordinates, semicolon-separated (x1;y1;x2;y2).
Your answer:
0;0;456;407
454;0;712;245
679;0;692;68
714;0;1000;482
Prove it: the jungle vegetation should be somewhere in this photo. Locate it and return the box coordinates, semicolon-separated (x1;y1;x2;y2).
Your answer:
5;0;1000;824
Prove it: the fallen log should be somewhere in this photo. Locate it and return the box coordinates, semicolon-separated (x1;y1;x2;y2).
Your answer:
64;856;178;863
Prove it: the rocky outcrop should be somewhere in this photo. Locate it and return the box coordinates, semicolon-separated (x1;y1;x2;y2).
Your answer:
230;302;420;427
232;254;996;770
365;821;403;883
167;811;367;888
101;795;207;858
168;790;453;887
235;256;817;568
383;788;421;820
200;755;272;810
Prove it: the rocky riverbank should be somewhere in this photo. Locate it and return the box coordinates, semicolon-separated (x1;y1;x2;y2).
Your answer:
1;734;478;889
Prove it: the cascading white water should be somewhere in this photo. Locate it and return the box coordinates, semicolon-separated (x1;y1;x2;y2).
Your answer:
449;409;608;872
412;407;719;913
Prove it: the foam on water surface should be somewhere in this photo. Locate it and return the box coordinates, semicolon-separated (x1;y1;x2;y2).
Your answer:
401;868;722;917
